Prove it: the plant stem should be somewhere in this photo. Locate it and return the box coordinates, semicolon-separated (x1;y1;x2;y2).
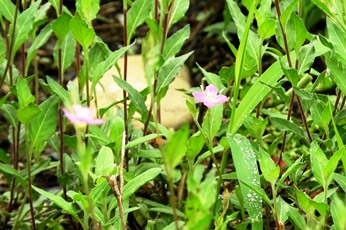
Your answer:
122;0;129;169
25;125;36;230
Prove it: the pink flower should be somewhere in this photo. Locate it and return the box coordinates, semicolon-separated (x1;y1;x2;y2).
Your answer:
192;84;228;108
63;105;104;125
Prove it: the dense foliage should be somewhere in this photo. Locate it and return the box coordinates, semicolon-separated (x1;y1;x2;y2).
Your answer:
1;0;346;229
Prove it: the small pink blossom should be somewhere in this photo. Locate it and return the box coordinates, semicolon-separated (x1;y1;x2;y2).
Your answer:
192;84;228;108
63;104;103;125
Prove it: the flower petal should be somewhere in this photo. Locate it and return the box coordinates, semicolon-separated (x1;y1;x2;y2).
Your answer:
205;84;218;95
192;92;206;102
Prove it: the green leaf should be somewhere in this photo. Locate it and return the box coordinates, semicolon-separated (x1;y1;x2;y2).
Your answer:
11;1;40;57
325;147;344;185
53;32;76;72
298;41;316;74
163;24;190;60
186;131;205;162
276;196;289;224
310;141;328;188
224;134;263;228
325;53;346;96
122;167;162;200
17;103;41;125
52;12;71;41
0;163;26;186
95;146;115;176
185;167;216;229
17;77;35;108
197;63;226;91
76;0;100;22
70;12;95;49
167;0;189;28
228;60;283;134
109;116;124;162
126;0;153;42
90;45;131;88
331;195;346;230
258;148;280;184
163;124;189;171
240;180;272;209
156;52;192;102
270;117;307;143
46;76;70;104
258;18;276;40
1;103;18;129
0;36;5;64
278;155;303;186
333;173;346;193
202;104;223;142
288;206;306;229
29;95;59;155
113;76;148;120
26;23;53;75
32;185;81;223
326;18;346;65
0;0;15;22
125;134;157;149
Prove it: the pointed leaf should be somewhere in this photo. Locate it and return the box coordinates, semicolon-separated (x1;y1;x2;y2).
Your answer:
127;0;153;42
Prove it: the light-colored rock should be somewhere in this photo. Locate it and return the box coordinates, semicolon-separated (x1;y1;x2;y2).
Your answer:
84;55;192;129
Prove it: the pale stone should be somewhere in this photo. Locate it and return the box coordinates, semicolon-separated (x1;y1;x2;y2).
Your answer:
81;55;192;129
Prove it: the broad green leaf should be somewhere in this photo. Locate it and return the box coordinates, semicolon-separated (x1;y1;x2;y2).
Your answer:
29;96;59;155
298;41;316;74
76;0;100;22
46;76;70;104
287;13;308;51
109;116;124;162
325;147;343;185
202;104;223;142
327;18;346;65
95;146;115;176
125;134;157;149
258;18;276;40
122;167;162;200
277;196;289;224
162;124;189;171
90;45;131;88
258;148;280;184
331;195;346;230
197;63;226;91
278;155;303;186
1;103;18;129
228;60;283;134
296;188;315;214
224;134;263;228
156;52;192;102
0;163;26;186
240;180;272;209
185;167;216;229
186;131;205;162
167;0;189;28
52;12;71;41
11;1;40;57
16;77;35;108
48;0;59;15
333;173;346;193
270;117;307;143
53;32;76;72
17;103;41;125
325;53;346;96
163;24;190;60
26;23;53;75
0;0;15;22
113;76;148;120
310;141;328;188
32;185;81;223
70;12;95;49
288;206;306;229
126;0;153;42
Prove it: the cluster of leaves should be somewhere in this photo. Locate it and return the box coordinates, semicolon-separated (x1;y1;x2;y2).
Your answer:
0;0;346;229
